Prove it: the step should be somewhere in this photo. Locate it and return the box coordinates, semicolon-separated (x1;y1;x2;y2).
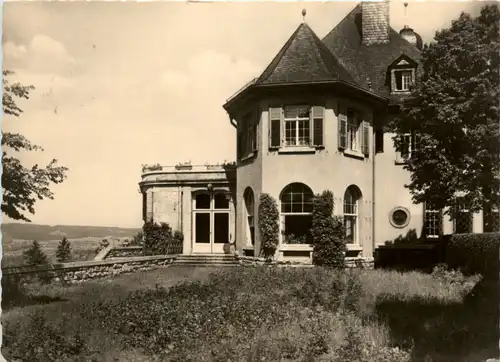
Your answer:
174;259;239;265
176;255;237;260
170;263;239;268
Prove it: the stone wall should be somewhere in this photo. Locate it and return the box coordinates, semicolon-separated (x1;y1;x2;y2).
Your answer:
237;255;374;269
2;255;176;285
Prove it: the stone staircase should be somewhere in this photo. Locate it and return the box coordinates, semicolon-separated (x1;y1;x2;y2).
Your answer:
172;254;240;267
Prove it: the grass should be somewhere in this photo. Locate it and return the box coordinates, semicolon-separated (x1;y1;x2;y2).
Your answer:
2;265;496;362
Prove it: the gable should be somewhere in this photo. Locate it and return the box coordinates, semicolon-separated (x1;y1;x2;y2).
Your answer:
389;54;418;69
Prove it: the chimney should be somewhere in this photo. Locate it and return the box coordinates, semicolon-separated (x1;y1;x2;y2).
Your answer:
361;0;390;45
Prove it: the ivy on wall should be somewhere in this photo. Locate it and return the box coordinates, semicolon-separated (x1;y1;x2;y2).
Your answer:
258;193;280;259
311;190;346;268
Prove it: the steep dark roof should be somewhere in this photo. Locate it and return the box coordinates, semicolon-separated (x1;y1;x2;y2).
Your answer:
322;4;421;100
256;23;358;86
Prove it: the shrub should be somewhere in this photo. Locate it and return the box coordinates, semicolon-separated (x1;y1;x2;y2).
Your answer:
23;240;48;266
142;221;183;255
311;190;346;268
3;312;87;361
445;232;500;280
130;231;144;246
258;193;279;259
56;236;72;262
1;275;29;309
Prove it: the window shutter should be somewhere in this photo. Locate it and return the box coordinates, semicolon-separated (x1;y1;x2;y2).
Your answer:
252;110;259;152
375;129;384;153
237;130;242;159
312;106;324;147
362;121;370;156
269;107;281;149
338;110;347;150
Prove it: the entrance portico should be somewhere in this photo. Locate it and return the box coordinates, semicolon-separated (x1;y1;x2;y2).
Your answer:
140;163;236;255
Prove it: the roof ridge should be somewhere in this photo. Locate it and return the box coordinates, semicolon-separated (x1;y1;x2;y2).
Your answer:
256;23;305;84
322;3;361;42
307;24;359;85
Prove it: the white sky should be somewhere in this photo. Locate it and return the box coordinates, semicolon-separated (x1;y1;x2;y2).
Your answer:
2;1;489;228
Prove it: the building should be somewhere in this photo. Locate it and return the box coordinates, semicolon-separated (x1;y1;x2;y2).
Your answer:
139;1;499;260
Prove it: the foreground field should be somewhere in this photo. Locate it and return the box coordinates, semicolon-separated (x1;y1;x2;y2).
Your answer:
2;266;497;362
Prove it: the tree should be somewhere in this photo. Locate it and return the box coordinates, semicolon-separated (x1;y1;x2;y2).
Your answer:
56;236;72;262
2;70;69;222
390;5;500;215
311;190;346;268
23;240;49;265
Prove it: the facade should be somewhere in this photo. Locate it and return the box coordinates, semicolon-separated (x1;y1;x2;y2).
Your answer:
139;1;499;259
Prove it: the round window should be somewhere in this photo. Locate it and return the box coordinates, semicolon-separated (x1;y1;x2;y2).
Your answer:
389;207;411;228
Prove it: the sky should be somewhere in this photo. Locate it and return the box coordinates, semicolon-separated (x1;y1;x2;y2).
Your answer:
2;0;489;228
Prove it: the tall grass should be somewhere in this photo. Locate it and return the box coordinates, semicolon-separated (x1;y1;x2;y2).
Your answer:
2;266;486;362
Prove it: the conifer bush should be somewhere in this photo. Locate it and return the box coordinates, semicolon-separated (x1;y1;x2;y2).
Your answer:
311;190;347;268
23;240;48;266
56;236;72;262
258;193;280;259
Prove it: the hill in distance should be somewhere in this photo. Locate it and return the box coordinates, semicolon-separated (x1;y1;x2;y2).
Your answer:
2;223;141;242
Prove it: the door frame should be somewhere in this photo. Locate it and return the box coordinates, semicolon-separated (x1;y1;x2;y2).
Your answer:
192;189;231;254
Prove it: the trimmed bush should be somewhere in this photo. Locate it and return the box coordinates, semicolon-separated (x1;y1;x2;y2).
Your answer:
142;221;183;255
258;193;280;259
445;232;500;280
56;236;72;262
311;190;346;268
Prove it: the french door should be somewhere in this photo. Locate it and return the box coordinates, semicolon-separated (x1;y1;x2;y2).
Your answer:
193;192;230;254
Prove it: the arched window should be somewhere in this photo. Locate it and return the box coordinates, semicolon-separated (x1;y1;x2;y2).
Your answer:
244;187;255;245
344;186;362;244
280;183;314;244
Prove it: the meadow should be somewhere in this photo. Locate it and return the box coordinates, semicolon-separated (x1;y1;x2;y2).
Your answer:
1;237;103;267
3;265;497;362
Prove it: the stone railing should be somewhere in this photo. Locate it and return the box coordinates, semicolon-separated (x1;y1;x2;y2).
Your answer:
2;255;177;285
103;246;143;259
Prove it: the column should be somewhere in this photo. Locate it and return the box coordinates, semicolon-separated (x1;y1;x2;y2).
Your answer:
181;186;192;255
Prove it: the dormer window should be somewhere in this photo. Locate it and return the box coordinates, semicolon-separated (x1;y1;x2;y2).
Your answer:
389;55;417;94
394;70;412;92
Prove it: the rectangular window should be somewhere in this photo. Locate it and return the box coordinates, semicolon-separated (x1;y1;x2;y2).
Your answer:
347;109;360;152
270;105;323;150
454;203;473;234
284;106;311;146
395;70;413;92
283;214;313;244
398;132;418;161
483;204;500;232
424;202;442;238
